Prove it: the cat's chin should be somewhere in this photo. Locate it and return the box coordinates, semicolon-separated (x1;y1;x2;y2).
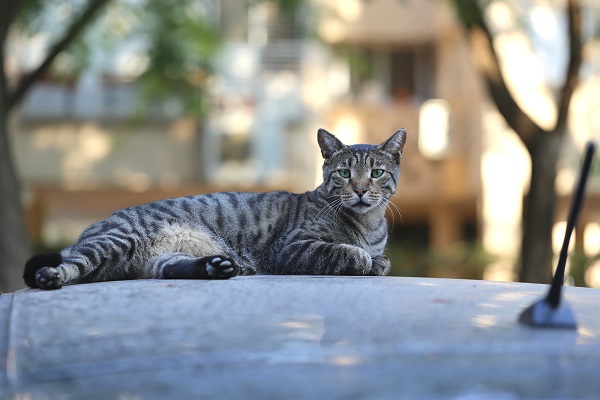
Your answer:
349;201;375;214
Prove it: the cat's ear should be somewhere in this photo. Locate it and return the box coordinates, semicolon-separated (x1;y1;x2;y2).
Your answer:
317;128;346;159
378;129;406;160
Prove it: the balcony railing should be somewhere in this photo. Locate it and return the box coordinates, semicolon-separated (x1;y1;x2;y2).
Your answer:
18;80;176;121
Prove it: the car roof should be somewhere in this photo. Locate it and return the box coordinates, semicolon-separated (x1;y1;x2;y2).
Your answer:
2;276;600;399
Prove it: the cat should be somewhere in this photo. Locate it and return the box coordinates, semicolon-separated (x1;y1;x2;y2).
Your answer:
23;128;406;290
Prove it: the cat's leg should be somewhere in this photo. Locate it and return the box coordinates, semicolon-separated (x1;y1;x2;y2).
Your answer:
24;233;143;289
25;251;241;290
24;251;104;290
147;253;240;280
276;240;377;276
25;248;115;290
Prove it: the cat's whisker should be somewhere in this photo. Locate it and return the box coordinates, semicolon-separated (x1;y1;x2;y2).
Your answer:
312;198;344;224
391;203;404;225
383;198;403;226
333;201;347;229
332;202;346;227
376;200;394;231
390;200;403;219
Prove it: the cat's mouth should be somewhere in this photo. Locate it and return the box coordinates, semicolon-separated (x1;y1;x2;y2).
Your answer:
351;200;373;212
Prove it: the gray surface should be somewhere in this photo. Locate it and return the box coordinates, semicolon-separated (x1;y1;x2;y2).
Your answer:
1;276;600;399
0;294;12;396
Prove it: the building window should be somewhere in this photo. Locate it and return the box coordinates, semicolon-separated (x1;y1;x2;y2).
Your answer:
220;132;251;163
418;98;451;159
347;45;435;103
219;0;249;41
262;2;305;72
218;0;304;72
390;49;416;100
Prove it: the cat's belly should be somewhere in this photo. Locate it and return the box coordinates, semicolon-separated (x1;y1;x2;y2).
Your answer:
151;223;224;257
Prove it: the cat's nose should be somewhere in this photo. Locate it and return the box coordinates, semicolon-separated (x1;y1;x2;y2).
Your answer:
354;189;366;198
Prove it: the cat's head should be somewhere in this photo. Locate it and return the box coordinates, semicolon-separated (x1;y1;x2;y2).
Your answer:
318;128;406;214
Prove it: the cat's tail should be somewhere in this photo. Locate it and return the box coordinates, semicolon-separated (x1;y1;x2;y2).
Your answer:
23;253;62;288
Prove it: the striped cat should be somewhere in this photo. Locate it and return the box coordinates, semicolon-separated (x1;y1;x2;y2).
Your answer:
23;128;406;290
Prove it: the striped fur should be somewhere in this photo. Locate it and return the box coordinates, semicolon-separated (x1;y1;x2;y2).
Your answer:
24;128;406;289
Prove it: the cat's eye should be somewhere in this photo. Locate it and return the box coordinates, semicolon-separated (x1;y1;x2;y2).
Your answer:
371;169;384;178
338;169;351;178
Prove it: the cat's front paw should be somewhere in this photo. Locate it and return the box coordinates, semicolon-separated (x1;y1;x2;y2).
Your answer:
35;267;63;290
370;255;391;276
205;256;240;279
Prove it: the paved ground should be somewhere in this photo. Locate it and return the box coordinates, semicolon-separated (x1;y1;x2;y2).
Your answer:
1;276;600;399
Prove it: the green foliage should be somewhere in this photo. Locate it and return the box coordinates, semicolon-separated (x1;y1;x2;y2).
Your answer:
51;39;90;81
10;0;314;118
13;0;97;79
332;45;374;81
268;0;304;14
567;250;600;287
387;242;498;280
136;0;220;117
448;0;488;30
12;0;312;119
385;244;600;287
12;0;222;118
14;0;72;34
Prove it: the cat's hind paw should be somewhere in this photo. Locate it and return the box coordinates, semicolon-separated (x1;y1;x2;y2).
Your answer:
23;252;62;288
35;267;63;290
205;256;240;279
159;254;240;280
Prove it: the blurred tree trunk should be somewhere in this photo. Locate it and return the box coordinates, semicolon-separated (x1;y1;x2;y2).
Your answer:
521;134;562;283
450;0;582;283
0;50;30;293
0;0;28;292
0;0;111;292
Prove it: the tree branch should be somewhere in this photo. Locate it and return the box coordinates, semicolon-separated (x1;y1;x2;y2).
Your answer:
0;0;24;42
7;0;111;111
450;0;545;148
555;0;582;134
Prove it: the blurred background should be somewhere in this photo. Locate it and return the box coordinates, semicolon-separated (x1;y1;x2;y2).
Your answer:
1;0;600;291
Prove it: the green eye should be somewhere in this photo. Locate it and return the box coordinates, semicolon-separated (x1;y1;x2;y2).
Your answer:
371;169;384;178
338;169;351;178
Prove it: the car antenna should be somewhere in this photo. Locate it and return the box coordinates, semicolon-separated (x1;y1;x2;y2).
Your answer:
518;141;596;329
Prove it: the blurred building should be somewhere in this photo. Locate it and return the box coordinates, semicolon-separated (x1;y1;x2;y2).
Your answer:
9;0;600;281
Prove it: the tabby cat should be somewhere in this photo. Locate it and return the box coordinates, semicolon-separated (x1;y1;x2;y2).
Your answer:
23;128;406;290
